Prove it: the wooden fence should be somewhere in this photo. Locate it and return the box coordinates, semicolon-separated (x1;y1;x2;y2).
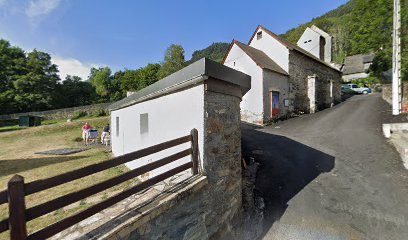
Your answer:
0;129;199;240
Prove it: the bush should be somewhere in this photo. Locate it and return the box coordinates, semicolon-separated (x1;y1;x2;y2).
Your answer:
93;108;107;117
72;111;88;120
351;76;379;87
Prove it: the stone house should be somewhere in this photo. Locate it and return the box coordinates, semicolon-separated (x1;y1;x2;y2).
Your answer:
223;25;342;125
342;53;375;82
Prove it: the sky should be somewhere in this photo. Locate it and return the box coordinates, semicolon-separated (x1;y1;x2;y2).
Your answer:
0;0;349;80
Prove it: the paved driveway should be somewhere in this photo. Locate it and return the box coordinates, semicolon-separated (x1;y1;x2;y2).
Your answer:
242;94;408;240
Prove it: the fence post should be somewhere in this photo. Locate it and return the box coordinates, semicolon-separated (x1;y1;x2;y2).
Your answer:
190;128;199;175
8;175;27;240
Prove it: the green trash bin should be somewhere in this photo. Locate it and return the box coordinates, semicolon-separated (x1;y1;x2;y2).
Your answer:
19;116;42;127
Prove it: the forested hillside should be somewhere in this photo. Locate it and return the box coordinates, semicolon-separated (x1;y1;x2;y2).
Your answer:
282;0;407;80
186;42;230;65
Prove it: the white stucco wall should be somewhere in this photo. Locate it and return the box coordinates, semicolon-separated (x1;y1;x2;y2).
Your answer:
224;44;264;124
110;85;205;179
297;28;321;60
298;27;332;63
263;70;290;119
249;28;290;72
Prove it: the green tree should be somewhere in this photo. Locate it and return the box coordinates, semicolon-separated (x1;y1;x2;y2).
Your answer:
370;49;392;80
13;49;60;112
58;75;96;107
0;40;27;114
157;44;185;79
116;69;139;92
89;67;112;102
117;63;160;92
138;63;161;88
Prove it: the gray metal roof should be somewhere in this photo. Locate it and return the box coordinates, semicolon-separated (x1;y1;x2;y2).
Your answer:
343;53;375;75
109;58;251;111
234;41;289;76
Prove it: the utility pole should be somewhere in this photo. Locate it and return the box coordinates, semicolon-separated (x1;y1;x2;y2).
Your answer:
392;0;402;115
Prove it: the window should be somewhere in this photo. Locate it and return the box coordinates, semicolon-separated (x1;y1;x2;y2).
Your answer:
257;31;262;40
116;116;119;137
140;113;148;135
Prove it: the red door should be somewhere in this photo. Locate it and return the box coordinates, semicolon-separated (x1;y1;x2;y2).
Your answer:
271;91;280;118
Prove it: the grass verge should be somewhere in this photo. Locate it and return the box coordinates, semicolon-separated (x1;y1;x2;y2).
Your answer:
0;117;135;239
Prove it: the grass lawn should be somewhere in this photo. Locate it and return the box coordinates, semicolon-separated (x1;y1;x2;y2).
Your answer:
0;117;134;239
0;125;26;133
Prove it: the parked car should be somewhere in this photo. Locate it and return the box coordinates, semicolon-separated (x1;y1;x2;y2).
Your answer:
341;84;372;94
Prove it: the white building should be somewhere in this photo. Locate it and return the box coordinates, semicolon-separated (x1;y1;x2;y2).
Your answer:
108;58;250;178
223;25;342;125
223;40;289;124
297;25;332;63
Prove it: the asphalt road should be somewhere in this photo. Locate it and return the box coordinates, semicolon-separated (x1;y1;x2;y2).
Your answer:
241;93;408;240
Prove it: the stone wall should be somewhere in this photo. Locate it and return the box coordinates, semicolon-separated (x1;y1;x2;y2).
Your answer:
103;176;211;240
0;103;110;120
383;84;392;104
288;50;342;113
382;84;408;106
202;86;243;238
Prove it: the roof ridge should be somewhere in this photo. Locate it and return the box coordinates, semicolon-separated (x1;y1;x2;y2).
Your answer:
233;41;288;76
254;25;340;72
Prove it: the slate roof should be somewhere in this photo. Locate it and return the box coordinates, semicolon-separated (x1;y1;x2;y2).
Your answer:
250;26;341;72
233;40;289;76
109;58;251;111
342;53;375;75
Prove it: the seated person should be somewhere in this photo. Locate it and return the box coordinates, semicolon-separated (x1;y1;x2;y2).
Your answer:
101;123;110;144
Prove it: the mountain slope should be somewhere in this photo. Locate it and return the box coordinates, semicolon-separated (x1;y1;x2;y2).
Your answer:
186;42;229;64
282;0;407;79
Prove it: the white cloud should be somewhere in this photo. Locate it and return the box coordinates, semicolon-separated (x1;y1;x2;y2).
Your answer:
25;0;60;17
52;56;101;80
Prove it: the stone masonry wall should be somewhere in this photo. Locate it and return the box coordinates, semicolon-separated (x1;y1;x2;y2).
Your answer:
113;177;211;240
383;84;392;105
203;89;243;238
383;83;408;106
0;103;110;120
288;51;342;113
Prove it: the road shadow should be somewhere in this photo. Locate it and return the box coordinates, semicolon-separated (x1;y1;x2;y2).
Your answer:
0;156;87;177
341;92;356;102
241;123;335;238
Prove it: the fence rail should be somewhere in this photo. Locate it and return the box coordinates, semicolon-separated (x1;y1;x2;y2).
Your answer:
0;128;199;240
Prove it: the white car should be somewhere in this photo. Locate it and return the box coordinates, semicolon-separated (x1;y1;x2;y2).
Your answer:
342;84;372;94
